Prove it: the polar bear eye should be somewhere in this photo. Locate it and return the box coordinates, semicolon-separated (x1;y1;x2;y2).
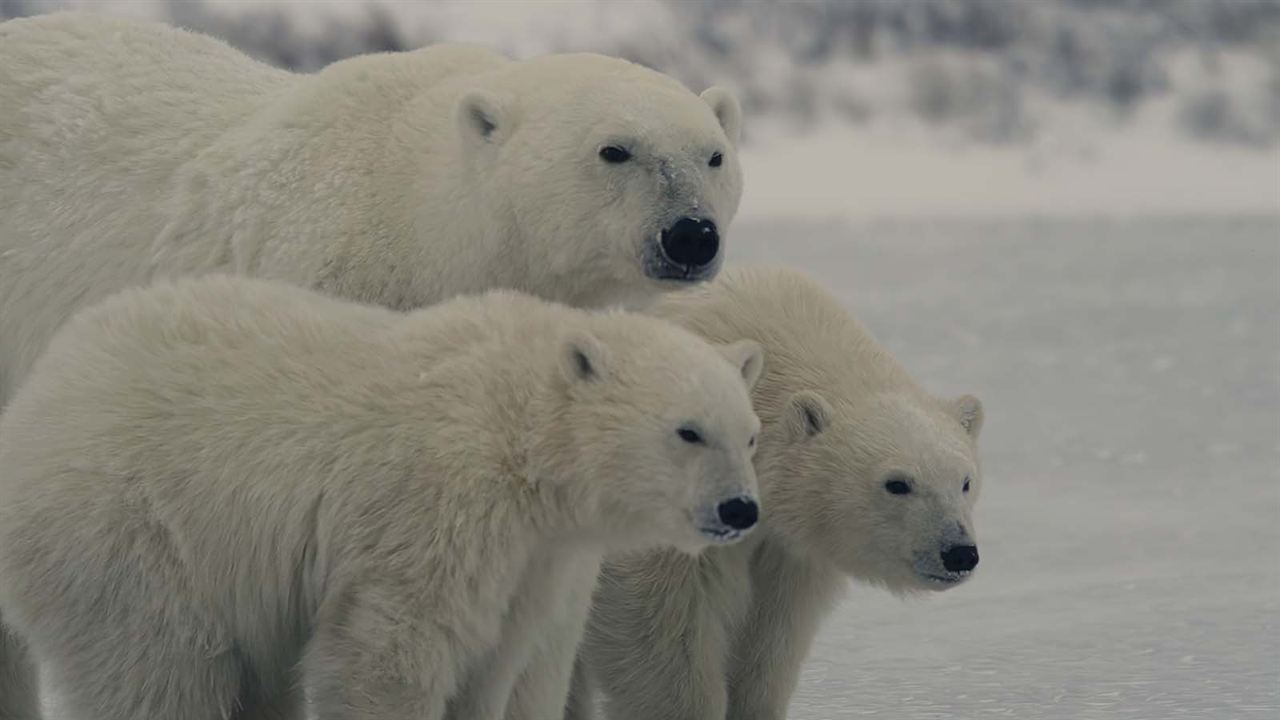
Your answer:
884;476;913;495
599;146;632;164
709;152;723;168
677;427;704;445
963;477;971;493
748;434;756;448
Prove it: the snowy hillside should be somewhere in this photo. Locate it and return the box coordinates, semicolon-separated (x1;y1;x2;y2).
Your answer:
3;0;1278;218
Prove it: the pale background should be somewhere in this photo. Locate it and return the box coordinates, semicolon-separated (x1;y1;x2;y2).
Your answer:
3;2;1277;718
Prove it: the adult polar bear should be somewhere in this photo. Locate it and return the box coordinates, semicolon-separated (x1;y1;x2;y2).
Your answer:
0;11;741;718
0;12;744;406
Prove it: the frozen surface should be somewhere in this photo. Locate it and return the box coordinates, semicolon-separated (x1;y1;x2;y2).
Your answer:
737;119;1280;221
726;215;1280;719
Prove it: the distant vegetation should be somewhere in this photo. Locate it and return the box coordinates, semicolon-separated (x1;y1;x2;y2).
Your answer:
4;0;1278;145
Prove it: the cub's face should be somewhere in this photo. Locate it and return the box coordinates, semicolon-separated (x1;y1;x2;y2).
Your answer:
456;75;743;308
759;391;984;594
552;323;762;553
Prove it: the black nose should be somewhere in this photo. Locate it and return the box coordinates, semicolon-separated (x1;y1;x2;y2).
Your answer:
940;545;979;573
661;218;719;268
717;497;758;531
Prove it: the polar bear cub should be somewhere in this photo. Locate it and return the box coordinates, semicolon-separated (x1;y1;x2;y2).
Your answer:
0;12;744;405
0;277;763;720
574;267;985;720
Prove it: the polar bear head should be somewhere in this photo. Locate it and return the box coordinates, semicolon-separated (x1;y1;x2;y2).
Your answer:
769;390;984;593
457;54;744;307
648;267;985;592
535;314;762;552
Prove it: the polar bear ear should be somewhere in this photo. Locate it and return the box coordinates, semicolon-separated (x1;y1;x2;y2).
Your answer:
950;395;984;439
559;330;611;384
457;89;510;146
784;390;831;440
700;86;742;146
716;340;764;390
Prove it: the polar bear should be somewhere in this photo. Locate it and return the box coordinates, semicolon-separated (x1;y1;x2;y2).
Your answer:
0;12;744;407
0;277;764;720
572;267;986;720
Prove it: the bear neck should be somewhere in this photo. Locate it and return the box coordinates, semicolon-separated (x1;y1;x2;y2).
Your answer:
515;383;610;545
392;96;526;308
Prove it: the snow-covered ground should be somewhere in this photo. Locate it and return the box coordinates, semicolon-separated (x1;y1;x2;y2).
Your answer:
727;215;1280;718
738;119;1280;221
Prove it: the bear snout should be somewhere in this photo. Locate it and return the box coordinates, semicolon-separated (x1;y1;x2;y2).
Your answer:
940;544;980;573
716;496;758;531
660;218;719;270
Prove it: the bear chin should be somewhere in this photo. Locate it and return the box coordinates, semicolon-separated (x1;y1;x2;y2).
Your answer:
642;242;724;284
913;570;974;590
839;557;971;596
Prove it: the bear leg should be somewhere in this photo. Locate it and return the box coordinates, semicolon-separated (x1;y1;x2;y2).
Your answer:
234;682;306;720
43;634;243;720
3;515;249;720
561;655;596;720
0;624;40;720
303;585;453;720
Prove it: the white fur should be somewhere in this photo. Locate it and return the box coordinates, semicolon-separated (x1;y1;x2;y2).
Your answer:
573;267;985;719
0;629;38;719
0;277;762;720
446;544;602;720
0;11;744;406
0;15;743;704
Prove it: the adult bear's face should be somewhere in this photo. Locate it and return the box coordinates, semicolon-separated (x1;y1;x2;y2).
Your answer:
455;68;743;308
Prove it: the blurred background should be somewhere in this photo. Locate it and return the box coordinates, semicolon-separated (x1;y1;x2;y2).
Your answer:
5;2;1276;718
4;0;1279;217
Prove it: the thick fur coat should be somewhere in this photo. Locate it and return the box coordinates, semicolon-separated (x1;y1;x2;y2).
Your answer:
0;277;762;720
0;12;743;405
573;267;985;720
0;13;745;707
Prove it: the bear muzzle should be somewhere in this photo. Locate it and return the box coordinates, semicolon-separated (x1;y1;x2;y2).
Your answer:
940;544;980;573
697;494;759;544
646;218;721;283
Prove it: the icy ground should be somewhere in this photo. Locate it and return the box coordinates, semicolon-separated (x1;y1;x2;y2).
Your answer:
736;120;1280;222
726;215;1280;719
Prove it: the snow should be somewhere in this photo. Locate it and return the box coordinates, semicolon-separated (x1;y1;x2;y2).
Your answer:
726;215;1280;718
738;119;1280;221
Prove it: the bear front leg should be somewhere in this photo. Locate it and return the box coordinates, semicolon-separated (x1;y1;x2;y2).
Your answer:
0;624;40;720
603;618;729;720
562;654;596;720
234;682;307;720
504;549;602;720
590;552;738;720
504;619;590;720
304;585;456;720
449;546;599;720
725;545;845;720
